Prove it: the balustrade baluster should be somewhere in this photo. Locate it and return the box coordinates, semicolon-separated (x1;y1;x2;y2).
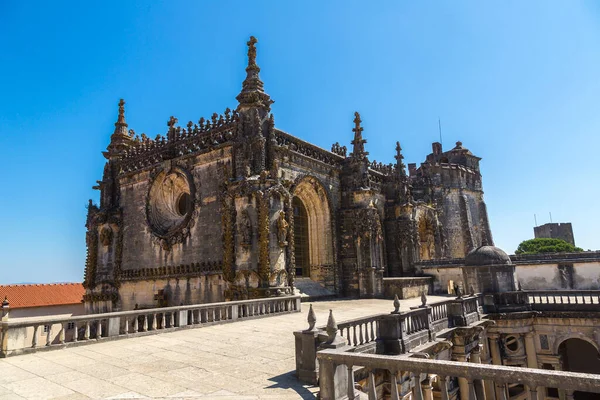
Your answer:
358;324;363;345
32;325;39;348
96;320;103;339
59;323;66;345
84;321;90;340
347;364;356;400
413;376;424;400
142;315;148;331
161;313;166;329
467;378;477;399
390;370;400;400
368;370;377;400
353;326;358;346
151;314;157;330
72;323;78;342
133;316;139;333
370;321;375;341
46;324;52;346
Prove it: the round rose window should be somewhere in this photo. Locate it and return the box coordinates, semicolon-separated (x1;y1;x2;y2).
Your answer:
147;169;194;237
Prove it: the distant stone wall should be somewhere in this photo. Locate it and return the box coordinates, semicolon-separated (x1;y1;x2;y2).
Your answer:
383;277;431;299
420;263;464;295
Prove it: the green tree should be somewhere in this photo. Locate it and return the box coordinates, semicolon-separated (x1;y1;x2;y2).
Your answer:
515;238;583;255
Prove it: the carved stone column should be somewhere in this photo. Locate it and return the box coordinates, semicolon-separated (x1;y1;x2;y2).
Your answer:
488;334;506;400
524;332;542;400
470;345;487;400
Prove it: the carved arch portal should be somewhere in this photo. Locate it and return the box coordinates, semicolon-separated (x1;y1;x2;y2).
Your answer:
291;176;334;282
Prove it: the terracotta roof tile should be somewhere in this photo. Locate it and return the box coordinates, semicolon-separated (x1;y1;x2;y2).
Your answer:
0;283;84;309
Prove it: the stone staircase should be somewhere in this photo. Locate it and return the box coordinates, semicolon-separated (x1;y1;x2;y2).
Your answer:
295;277;337;301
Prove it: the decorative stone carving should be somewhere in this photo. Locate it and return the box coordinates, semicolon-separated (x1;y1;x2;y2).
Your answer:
276;210;289;247
146;167;197;250
99;226;113;247
239;209;252;248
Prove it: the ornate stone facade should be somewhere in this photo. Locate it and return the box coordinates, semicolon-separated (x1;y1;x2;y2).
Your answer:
83;37;493;311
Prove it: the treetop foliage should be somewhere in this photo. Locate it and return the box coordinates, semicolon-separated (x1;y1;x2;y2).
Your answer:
515;238;583;255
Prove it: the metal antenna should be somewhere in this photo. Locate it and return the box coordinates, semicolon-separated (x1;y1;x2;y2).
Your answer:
438;117;443;146
549;212;553;223
534;214;538;227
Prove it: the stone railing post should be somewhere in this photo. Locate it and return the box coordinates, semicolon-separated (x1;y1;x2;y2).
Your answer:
318;310;352;400
107;316;121;337
376;295;404;355
1;297;9;322
0;297;9;357
448;297;467;327
294;305;322;385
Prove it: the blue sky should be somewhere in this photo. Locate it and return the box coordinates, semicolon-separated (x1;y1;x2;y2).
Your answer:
1;1;599;284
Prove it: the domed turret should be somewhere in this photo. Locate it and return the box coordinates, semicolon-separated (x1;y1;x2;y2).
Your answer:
463;245;516;294
465;246;511;267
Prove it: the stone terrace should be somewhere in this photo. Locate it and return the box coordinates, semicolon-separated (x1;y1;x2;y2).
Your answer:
0;296;448;400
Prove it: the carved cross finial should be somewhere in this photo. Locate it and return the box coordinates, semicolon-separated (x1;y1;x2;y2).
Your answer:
326;309;338;341
118;99;125;121
392;294;400;314
306;304;316;331
167;116;178;129
247;36;258;67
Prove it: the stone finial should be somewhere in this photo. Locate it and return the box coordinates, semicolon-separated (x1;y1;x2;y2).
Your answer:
326;309;338;341
306;304;316;331
469;285;475;297
236;36;273;111
350;112;368;160
395;141;406;177
517;281;523;291
2;296;8;308
104;98;132;159
392;294;400;314
247;36;258;68
420;292;427;307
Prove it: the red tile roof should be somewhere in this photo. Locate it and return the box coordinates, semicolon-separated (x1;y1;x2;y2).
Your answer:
0;283;84;309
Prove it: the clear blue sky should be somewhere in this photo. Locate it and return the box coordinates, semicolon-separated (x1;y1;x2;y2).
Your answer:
1;1;599;284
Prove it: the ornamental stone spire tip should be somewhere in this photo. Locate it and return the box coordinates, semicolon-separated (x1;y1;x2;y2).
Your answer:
236;36;273;111
351;111;368;159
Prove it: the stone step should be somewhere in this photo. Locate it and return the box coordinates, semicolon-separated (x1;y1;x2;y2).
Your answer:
295;277;336;301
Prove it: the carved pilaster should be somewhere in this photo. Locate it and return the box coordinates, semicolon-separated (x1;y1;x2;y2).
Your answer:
257;191;270;284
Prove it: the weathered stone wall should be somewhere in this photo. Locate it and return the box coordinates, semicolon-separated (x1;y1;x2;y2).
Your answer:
119;151;229;274
516;261;600;290
421;265;464;294
118;275;224;310
382;277;431;299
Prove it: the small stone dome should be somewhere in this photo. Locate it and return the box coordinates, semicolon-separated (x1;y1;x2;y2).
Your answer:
465;245;511;266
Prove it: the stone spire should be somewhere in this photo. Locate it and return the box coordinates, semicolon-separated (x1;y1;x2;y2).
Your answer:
236;36;273;112
104;99;132;159
395;141;406;177
350;112;368;160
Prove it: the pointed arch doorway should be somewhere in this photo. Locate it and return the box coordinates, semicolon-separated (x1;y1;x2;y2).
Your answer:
291;177;334;289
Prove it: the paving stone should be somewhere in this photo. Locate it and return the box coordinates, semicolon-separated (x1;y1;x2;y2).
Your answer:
3;377;75;399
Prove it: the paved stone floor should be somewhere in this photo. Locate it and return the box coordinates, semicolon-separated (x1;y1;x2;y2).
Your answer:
0;296;449;400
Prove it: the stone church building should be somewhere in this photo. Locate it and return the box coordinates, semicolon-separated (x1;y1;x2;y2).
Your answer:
83;37;492;312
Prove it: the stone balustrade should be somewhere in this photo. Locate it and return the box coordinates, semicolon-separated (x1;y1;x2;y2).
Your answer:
317;348;600;400
527;290;600;310
0;295;301;358
295;296;480;385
